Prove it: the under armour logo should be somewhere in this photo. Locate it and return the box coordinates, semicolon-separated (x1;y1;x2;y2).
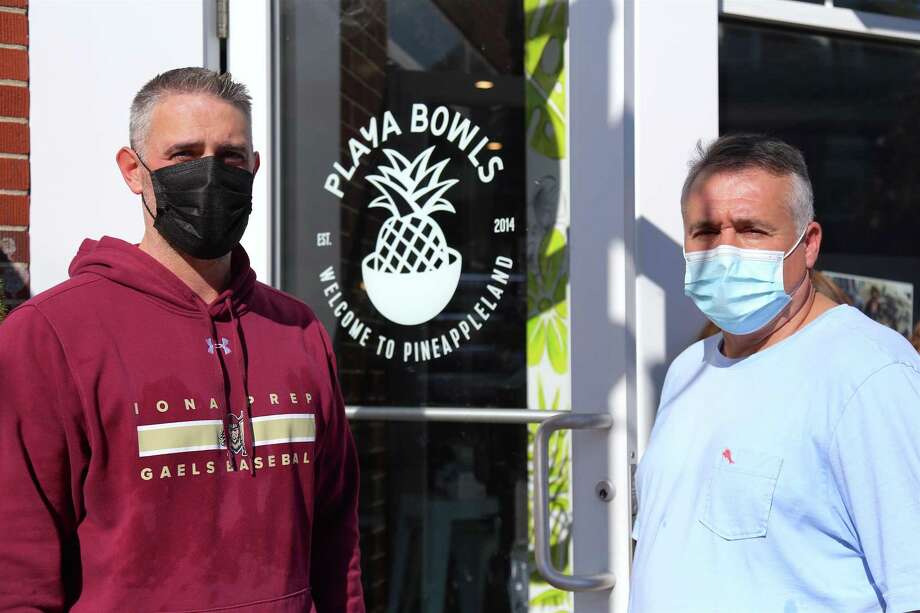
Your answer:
206;337;231;355
722;448;735;464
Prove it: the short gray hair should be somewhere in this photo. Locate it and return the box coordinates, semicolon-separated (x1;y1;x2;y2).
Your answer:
681;134;815;233
129;67;252;156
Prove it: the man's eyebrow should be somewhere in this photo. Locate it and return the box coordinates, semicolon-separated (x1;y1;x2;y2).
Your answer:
163;141;204;155
215;143;250;155
731;217;779;231
688;220;720;233
161;141;250;157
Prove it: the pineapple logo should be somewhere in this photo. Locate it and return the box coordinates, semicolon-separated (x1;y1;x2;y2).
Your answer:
362;146;462;325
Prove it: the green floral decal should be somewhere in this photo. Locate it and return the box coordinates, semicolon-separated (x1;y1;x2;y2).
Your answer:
527;228;569;374
525;1;571;611
528;378;572;554
525;0;567;160
527;375;573;611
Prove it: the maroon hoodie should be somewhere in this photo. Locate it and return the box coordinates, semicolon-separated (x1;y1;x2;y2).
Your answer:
0;237;364;612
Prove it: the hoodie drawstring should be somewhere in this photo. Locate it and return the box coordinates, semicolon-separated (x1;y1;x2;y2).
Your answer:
207;298;254;475
225;296;255;475
208;313;239;472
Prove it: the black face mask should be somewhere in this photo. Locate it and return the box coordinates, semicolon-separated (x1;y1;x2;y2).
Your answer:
137;154;254;260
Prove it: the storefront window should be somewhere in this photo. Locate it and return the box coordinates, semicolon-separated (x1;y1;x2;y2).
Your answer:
279;0;528;409
277;1;573;611
721;20;920;338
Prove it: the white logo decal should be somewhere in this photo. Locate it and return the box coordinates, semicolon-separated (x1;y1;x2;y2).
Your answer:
363;146;461;325
319;103;513;364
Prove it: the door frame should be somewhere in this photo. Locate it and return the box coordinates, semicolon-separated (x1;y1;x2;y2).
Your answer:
568;1;717;611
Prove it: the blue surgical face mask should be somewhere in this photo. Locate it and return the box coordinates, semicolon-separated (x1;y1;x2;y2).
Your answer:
683;229;807;336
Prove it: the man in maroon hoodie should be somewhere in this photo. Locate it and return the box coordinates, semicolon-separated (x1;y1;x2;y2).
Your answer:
0;68;364;612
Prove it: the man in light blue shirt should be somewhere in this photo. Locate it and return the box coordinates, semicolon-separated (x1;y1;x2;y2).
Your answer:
630;134;920;613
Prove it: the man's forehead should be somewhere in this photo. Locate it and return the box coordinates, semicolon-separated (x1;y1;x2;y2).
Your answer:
690;167;775;199
150;91;245;115
147;93;251;143
685;167;794;224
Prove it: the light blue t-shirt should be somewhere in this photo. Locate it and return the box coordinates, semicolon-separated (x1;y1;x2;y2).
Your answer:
630;306;920;613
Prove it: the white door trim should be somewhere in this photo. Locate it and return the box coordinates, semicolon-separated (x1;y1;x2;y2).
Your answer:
228;0;274;286
722;0;920;43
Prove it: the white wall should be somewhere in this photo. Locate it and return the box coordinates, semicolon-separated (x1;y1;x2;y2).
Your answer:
30;0;216;293
569;1;717;610
228;0;272;285
633;0;716;455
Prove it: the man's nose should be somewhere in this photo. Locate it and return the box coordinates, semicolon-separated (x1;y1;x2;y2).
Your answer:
715;229;740;248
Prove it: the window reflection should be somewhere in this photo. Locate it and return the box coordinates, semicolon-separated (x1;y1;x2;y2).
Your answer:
354;420;529;613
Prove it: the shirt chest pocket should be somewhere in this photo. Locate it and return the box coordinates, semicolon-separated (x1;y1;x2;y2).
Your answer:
699;449;783;540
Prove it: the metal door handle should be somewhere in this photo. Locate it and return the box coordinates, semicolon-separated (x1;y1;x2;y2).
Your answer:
534;412;617;592
346;406;564;423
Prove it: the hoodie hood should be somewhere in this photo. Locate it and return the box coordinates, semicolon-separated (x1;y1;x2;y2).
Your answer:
68;236;256;320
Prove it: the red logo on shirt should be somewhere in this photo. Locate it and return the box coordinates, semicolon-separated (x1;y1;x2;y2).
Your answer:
722;448;735;464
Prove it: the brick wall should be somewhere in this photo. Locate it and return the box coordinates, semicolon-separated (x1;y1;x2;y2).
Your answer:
0;0;27;309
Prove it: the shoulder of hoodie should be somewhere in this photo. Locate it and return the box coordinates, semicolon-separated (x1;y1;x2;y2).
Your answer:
0;275;104;353
12;273;106;318
14;276;329;334
250;282;340;382
251;281;330;338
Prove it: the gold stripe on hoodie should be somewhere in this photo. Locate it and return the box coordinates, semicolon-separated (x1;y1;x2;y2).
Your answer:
136;414;315;457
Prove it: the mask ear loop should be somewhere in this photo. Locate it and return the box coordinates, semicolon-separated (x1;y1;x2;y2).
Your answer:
783;223;812;296
133;149;158;221
783;224;809;259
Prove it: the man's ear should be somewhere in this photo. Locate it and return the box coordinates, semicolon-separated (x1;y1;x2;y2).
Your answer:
116;147;145;195
251;151;261;177
804;221;822;269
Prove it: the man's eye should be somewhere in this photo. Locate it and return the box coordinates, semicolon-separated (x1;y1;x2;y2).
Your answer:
221;154;248;168
171;152;191;160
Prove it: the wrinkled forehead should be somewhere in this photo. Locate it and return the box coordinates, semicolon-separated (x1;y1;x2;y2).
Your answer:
147;93;253;148
683;167;797;229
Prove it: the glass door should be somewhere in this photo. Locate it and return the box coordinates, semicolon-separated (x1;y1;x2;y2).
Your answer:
273;1;614;611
